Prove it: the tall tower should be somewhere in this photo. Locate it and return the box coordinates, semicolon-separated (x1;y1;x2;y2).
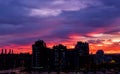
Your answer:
1;49;3;54
53;44;67;70
75;41;89;55
5;49;7;54
74;41;90;69
32;40;48;69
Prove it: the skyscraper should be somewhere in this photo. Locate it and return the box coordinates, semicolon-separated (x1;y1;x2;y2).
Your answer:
32;40;48;69
52;44;67;71
74;41;90;69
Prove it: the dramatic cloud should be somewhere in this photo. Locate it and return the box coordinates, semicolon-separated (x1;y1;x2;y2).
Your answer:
0;0;120;53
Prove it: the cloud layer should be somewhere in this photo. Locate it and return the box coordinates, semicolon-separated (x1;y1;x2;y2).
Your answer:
0;0;120;53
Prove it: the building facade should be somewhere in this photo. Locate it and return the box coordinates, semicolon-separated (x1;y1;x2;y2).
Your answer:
32;40;48;69
74;41;90;69
52;44;67;71
75;41;89;56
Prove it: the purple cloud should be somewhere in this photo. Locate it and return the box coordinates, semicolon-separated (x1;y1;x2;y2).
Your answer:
0;0;119;49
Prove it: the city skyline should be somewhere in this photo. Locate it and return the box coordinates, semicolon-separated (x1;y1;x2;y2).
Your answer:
0;39;120;73
0;0;120;54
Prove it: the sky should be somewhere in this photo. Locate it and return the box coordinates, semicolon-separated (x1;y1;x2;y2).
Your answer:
0;0;120;54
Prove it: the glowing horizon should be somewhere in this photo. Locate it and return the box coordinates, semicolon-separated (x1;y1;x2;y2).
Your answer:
0;37;119;54
0;0;119;54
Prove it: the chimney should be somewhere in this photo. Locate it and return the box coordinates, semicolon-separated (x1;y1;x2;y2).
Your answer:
5;49;7;54
9;49;11;54
1;49;3;54
12;49;14;54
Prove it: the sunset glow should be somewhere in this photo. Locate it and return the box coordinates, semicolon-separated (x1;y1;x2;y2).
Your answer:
0;0;120;54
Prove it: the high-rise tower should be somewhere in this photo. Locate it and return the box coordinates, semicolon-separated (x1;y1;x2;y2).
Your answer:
32;40;48;69
75;41;89;55
74;41;90;69
52;44;67;70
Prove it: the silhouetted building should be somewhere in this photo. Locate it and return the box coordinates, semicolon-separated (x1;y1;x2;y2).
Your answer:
95;50;113;65
8;49;12;54
1;49;14;55
74;42;90;69
32;40;48;70
95;50;105;65
75;41;89;55
1;40;120;71
1;49;3;54
5;49;7;54
52;44;67;71
66;49;76;70
0;53;31;70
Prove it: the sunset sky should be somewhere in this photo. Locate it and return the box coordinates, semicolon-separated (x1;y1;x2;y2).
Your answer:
0;0;120;54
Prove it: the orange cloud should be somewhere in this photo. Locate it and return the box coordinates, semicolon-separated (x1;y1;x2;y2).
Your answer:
0;33;119;54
